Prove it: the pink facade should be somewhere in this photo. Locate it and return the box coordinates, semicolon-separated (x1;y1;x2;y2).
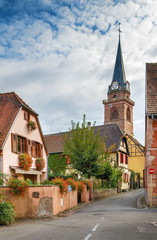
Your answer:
2;109;47;182
0;185;78;217
0;92;48;184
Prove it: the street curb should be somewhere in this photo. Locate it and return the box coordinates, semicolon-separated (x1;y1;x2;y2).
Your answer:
137;195;148;209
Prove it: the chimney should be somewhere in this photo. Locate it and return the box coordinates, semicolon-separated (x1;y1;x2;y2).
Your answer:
87;122;91;130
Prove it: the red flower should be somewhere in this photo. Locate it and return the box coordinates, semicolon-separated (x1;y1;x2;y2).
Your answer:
35;158;45;171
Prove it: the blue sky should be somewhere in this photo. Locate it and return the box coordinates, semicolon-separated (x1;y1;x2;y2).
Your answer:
0;0;157;145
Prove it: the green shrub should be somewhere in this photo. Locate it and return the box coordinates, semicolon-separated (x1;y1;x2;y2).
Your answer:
0;201;15;225
42;179;52;185
82;179;91;190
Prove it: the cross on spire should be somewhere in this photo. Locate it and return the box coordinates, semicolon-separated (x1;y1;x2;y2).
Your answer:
118;22;122;38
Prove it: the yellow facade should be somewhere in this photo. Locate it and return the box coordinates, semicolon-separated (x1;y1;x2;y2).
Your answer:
128;156;145;186
126;136;145;187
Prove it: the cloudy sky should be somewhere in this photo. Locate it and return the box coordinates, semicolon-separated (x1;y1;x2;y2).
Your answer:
0;0;157;145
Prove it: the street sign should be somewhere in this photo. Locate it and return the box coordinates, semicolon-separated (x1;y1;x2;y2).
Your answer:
148;168;155;175
68;185;71;192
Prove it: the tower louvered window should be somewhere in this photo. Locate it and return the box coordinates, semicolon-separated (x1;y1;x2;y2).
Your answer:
111;108;119;120
126;107;131;121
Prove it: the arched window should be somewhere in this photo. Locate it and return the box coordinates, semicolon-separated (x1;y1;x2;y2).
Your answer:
126;107;131;121
111;108;118;120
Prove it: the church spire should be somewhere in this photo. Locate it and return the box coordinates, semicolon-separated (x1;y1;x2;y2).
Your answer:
108;24;130;93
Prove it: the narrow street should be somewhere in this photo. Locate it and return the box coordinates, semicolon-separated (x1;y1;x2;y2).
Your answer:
1;189;157;240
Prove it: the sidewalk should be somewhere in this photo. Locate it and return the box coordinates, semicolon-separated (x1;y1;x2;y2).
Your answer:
137;195;148;209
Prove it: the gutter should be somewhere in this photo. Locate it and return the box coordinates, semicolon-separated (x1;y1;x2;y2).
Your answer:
146;113;157;122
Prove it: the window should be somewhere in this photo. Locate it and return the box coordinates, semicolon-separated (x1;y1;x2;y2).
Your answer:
120;153;123;163
24;112;30;121
12;134;27;154
11;134;43;157
31;141;43;158
125;155;128;164
126;107;131;121
111;108;119;120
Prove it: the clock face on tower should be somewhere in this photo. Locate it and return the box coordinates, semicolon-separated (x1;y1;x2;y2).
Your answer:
111;81;119;90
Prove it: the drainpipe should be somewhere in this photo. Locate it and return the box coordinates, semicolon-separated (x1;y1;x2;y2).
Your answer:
151;115;157;122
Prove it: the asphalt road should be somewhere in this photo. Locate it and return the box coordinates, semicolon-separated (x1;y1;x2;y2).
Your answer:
1;189;157;240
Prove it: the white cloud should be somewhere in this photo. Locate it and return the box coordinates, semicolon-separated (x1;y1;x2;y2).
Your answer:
1;0;157;145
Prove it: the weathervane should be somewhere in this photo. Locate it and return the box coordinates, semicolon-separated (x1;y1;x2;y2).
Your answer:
118;22;122;38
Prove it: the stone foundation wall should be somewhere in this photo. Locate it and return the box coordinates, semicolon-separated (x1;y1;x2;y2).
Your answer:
93;188;117;199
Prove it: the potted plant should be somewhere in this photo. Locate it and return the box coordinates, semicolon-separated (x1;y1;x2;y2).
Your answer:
35;157;45;171
82;179;92;190
27;120;36;131
18;153;33;171
8;178;28;196
66;178;78;191
51;177;68;194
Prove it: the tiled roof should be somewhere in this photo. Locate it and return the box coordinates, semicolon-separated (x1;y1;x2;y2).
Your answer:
44;132;66;153
44;124;123;154
94;124;123;151
0;92;37;149
146;63;157;114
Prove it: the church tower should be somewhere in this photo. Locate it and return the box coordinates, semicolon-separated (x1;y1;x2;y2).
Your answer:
102;25;135;136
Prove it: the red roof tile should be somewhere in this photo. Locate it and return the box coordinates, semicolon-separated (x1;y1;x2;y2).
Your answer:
146;63;157;114
0;92;36;149
44;124;124;154
44;132;66;153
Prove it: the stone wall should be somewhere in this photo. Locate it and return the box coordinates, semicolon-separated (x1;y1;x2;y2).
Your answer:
0;185;78;218
93;188;117;199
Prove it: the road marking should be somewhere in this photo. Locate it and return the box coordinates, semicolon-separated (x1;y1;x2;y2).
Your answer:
100;217;104;222
151;221;157;227
84;234;92;240
92;223;99;232
137;226;157;233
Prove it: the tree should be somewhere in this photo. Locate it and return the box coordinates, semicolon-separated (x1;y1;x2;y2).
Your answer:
48;154;67;176
63;115;106;178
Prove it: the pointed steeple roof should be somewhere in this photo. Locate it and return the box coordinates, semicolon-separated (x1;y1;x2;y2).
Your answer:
112;37;126;87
